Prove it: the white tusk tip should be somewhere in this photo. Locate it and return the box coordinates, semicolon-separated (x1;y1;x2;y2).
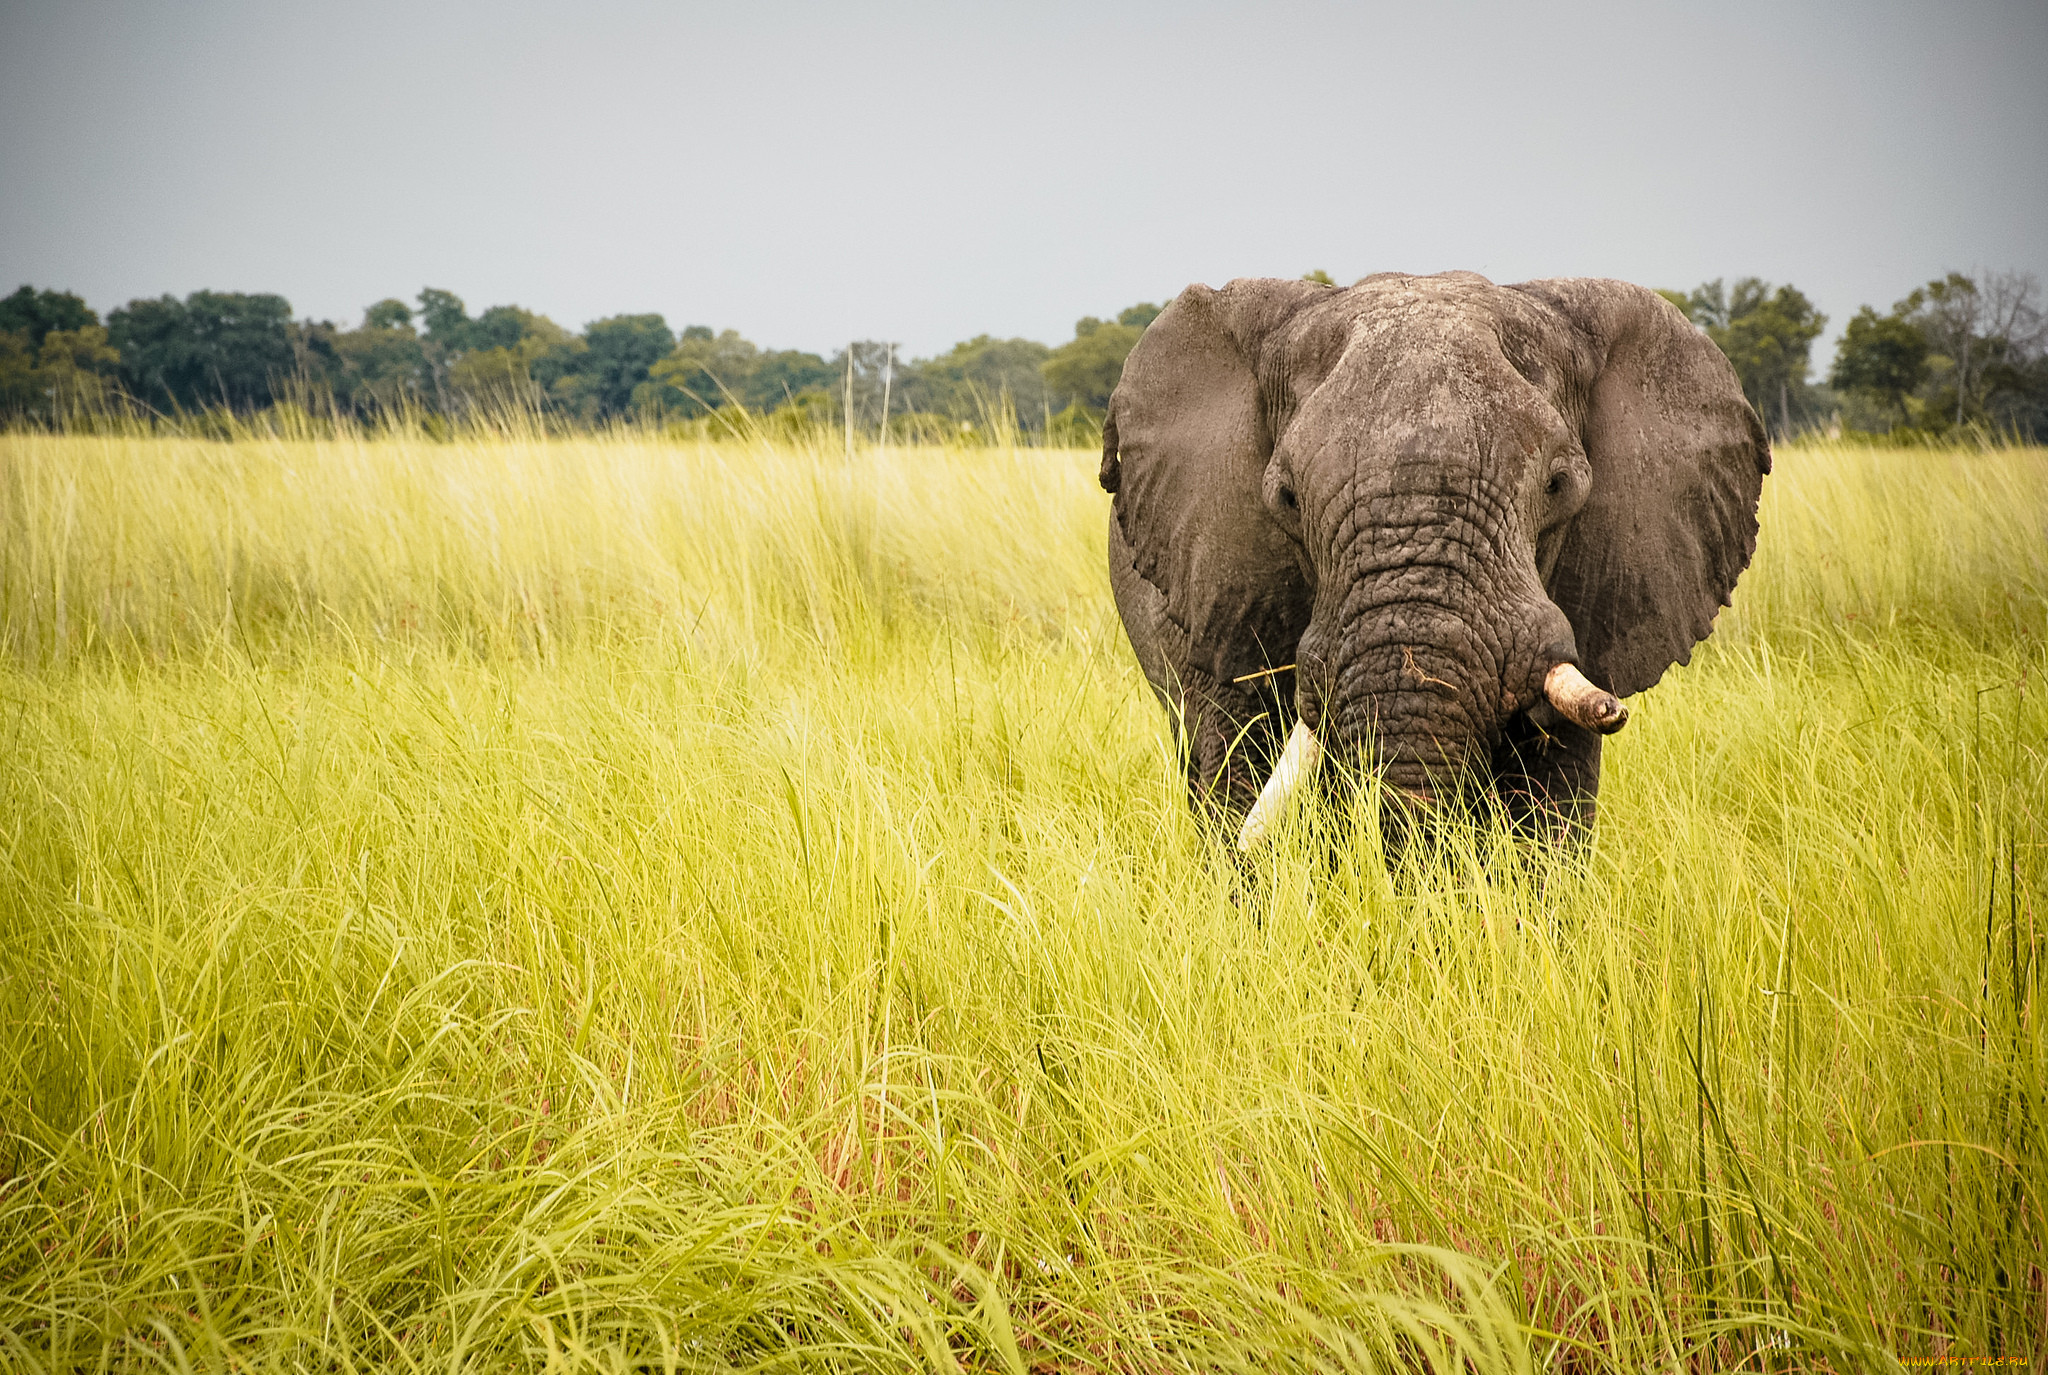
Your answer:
1543;662;1629;735
1236;721;1324;850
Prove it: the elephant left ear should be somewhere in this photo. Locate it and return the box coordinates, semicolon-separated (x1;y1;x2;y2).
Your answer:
1514;278;1772;699
1101;279;1322;686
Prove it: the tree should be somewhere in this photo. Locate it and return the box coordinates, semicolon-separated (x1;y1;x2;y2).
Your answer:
1829;306;1928;425
447;310;572;408
1989;350;2048;440
363;298;413;331
1672;278;1826;435
748;348;838;414
416;288;472;348
449;337;570;408
1899;271;2047;431
1301;270;1336;286
899;335;1051;424
549;314;674;421
1673;279;1729;330
1970;273;2048;438
0;331;34;417
0;285;97;347
299;299;430;416
107;290;297;412
327;321;426;415
643;327;765;417
1;324;118;421
37;327;122;413
403;289;584;415
2;286;116;421
467;305;566;355
1042;305;1159;411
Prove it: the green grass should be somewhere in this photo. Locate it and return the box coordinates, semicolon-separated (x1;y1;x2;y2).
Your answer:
1;425;2042;1372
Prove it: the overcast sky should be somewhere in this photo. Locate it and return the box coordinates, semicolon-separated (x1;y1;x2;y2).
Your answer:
3;0;2044;361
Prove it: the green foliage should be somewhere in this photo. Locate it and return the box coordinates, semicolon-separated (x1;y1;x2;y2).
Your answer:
641;327;837;419
748;347;840;413
17;268;2038;445
0;332;31;417
449;336;568;405
415;286;471;346
0;284;97;347
550;313;675;421
1829;305;1929;423
468;303;570;354
1;429;2042;1369
106;289;298;412
0;322;121;422
1043;307;1155;410
322;305;428;415
757;385;842;439
1039;303;1162;410
0;285;117;423
362;297;413;331
436;310;573;410
407;288;581;412
36;326;121;409
899;334;1051;423
1900;272;2048;435
1827;271;2047;439
1044;399;1104;446
644;326;759;415
1674;278;1827;434
1302;269;1336;286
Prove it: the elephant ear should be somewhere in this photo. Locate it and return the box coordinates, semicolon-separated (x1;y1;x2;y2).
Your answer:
1100;281;1315;684
1516;278;1772;699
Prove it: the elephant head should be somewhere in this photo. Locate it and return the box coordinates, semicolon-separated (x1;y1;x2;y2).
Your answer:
1099;271;1769;843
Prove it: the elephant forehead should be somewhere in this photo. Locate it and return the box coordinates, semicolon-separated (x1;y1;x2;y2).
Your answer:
1350;284;1566;383
1220;272;1593;449
1281;314;1572;472
1338;274;1588;373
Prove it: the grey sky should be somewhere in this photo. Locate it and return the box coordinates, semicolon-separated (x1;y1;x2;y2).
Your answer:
4;0;2044;362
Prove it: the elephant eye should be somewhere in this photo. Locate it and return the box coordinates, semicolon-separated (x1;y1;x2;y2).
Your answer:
1545;473;1565;497
1278;486;1298;510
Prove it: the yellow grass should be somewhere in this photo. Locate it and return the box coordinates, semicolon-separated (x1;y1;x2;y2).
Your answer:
1;427;2043;1371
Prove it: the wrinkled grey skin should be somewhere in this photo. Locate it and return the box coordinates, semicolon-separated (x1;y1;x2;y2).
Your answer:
1100;271;1770;836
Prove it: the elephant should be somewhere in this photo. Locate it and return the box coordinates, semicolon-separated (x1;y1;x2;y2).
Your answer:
1098;271;1770;847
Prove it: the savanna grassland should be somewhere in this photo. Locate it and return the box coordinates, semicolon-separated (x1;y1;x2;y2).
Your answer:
1;424;2042;1373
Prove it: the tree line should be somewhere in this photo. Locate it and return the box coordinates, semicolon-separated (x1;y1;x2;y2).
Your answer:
3;271;2042;440
0;284;1162;440
1654;269;2048;441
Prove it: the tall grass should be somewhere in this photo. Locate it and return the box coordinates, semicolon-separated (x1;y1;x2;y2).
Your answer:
1;426;2042;1372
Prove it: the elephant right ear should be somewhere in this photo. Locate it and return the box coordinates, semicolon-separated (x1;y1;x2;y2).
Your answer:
1516;278;1772;700
1101;282;1313;684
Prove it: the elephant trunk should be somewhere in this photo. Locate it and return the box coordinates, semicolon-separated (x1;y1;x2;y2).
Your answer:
1228;626;1488;850
1236;451;1636;848
1321;628;1500;795
1238;562;1598;848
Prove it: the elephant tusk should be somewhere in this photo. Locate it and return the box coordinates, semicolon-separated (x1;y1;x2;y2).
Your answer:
1543;663;1629;735
1236;721;1324;851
